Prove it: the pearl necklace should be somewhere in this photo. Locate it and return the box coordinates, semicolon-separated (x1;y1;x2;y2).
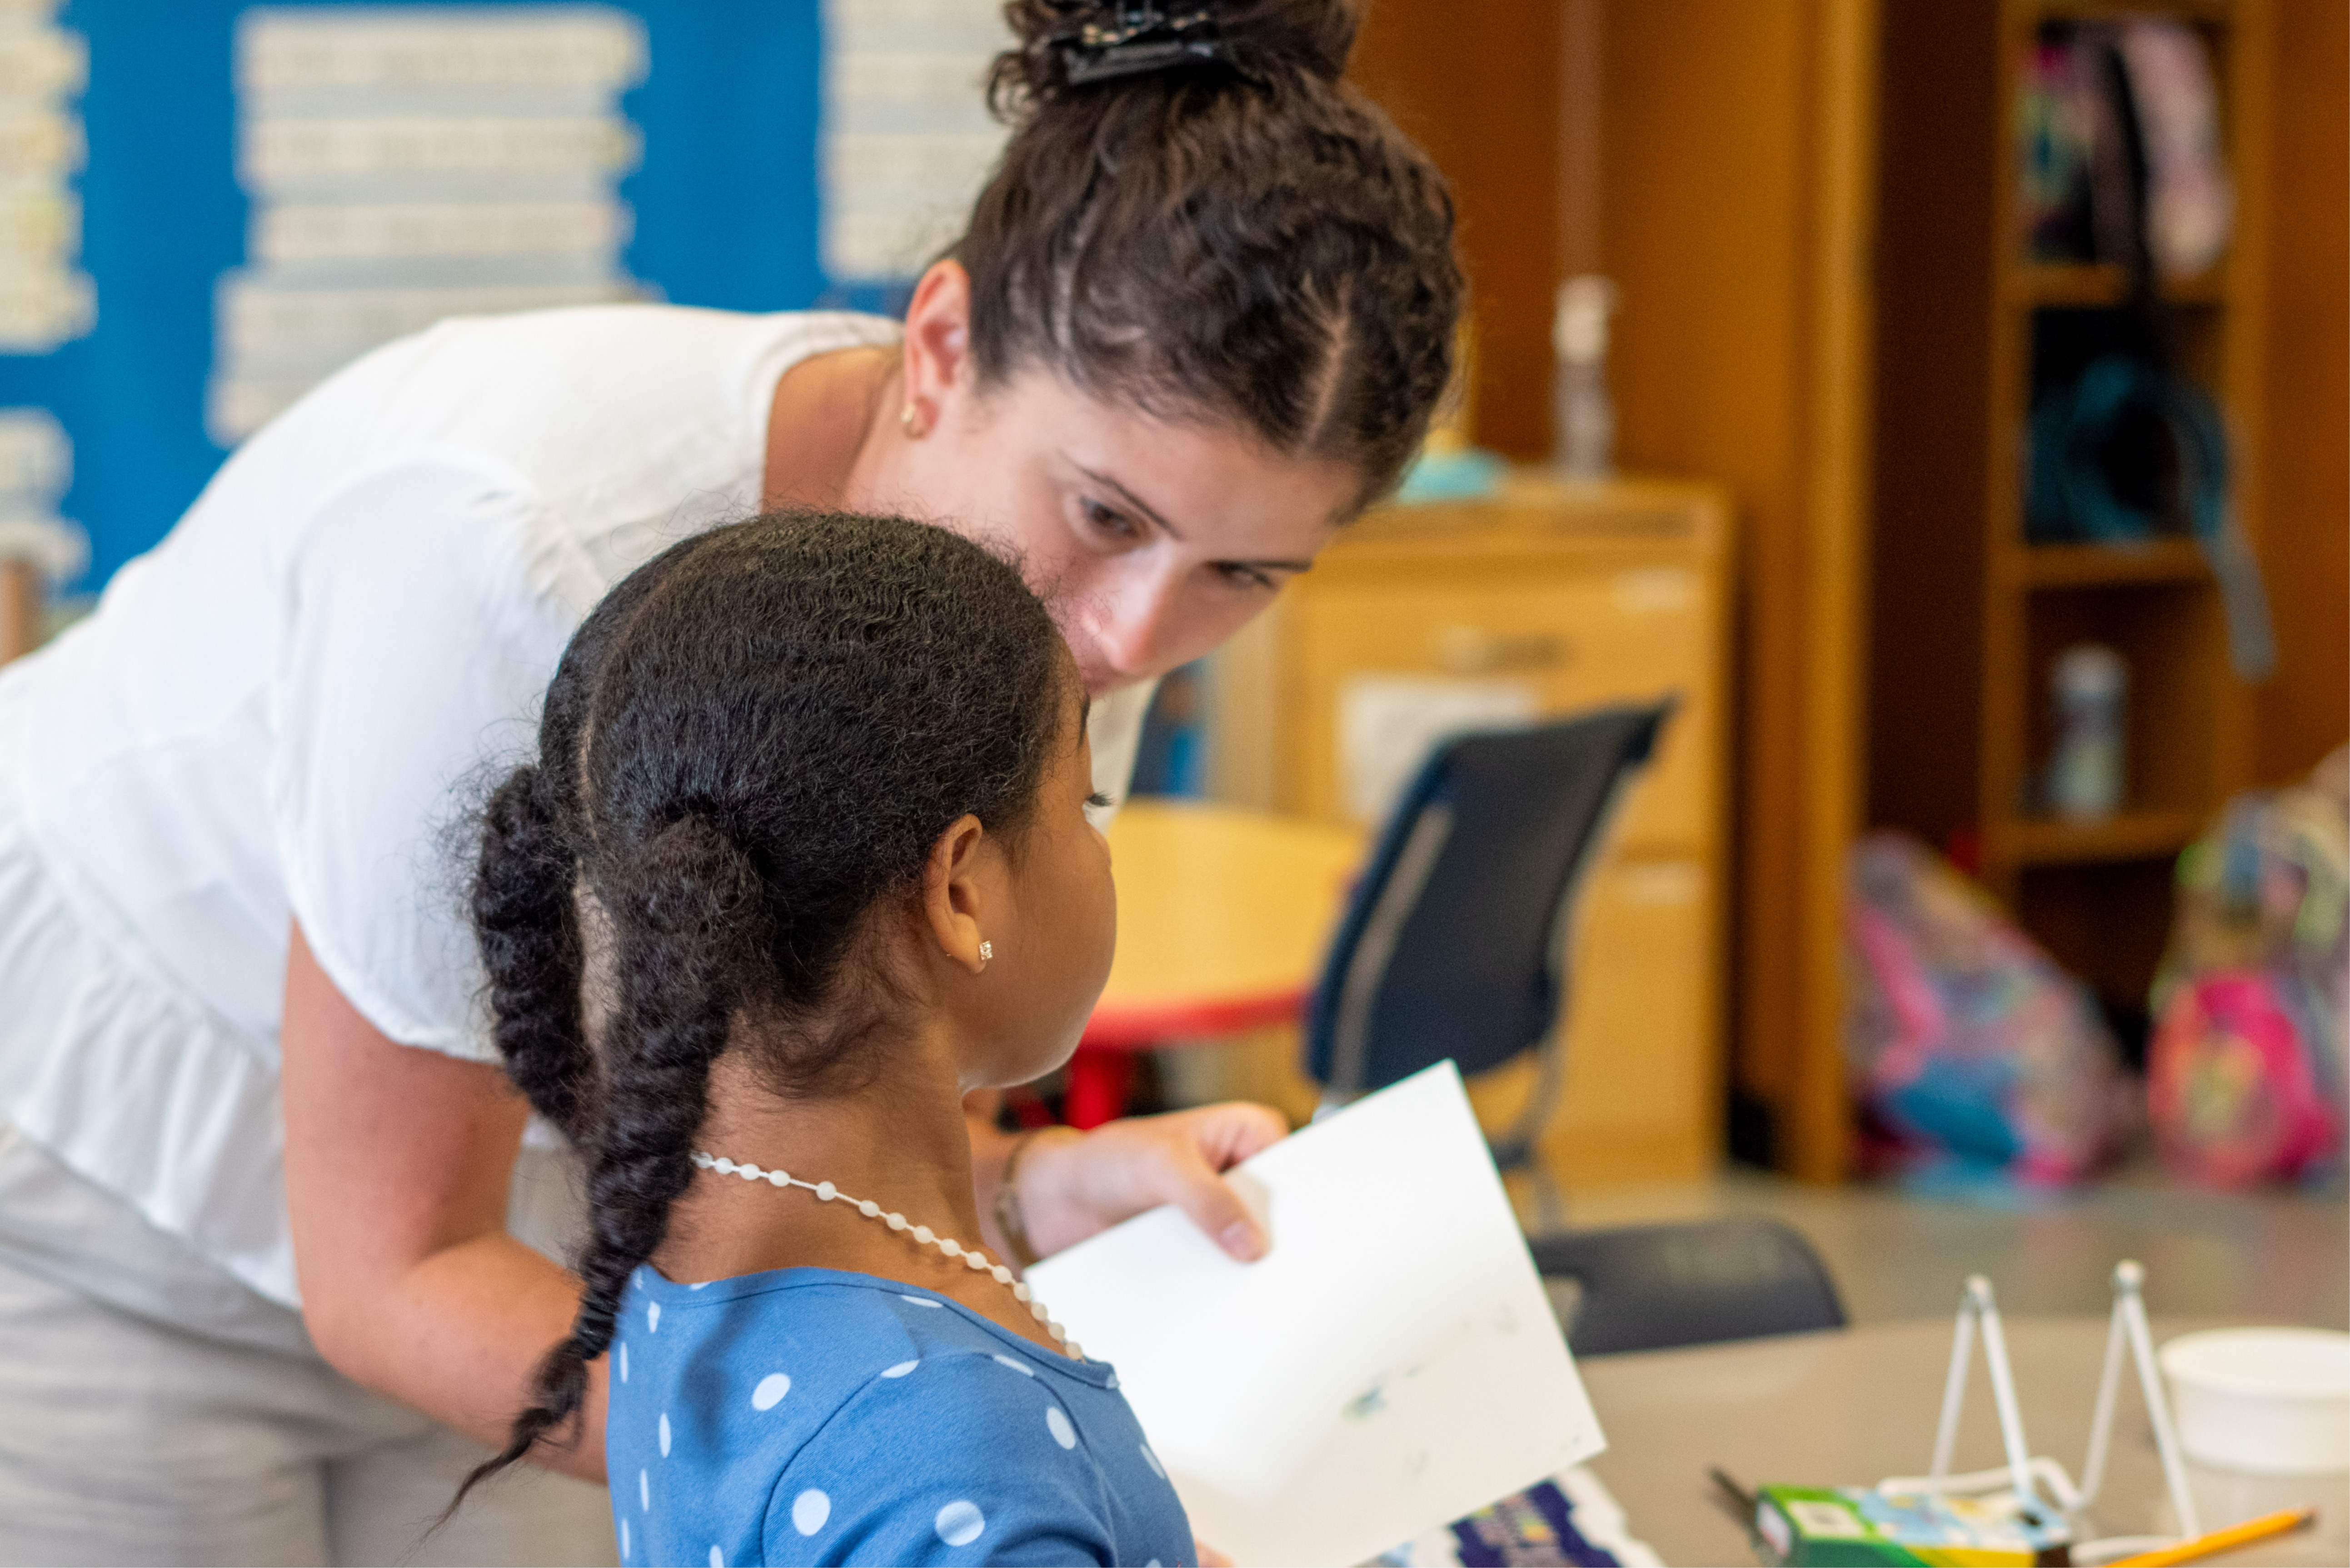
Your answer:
689;1150;1081;1359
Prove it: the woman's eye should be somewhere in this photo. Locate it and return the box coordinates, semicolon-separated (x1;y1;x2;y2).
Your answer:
1086;791;1114;810
1217;562;1278;592
1080;498;1138;540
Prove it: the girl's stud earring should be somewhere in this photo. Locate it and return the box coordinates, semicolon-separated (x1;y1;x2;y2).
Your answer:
978;941;993;964
900;403;927;439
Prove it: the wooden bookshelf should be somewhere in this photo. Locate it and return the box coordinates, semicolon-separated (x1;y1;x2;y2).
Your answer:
2002;808;2207;866
2006;538;2211;587
1871;0;2272;1034
2011;262;2227;308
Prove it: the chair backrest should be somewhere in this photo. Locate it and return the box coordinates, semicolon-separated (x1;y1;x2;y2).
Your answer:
1302;702;1671;1149
1531;1218;1848;1357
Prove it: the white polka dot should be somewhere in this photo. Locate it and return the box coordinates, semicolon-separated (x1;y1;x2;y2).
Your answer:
620;1519;630;1558
1139;1442;1166;1478
647;1300;662;1334
792;1488;831;1536
898;1294;943;1309
1045;1406;1077;1449
708;1548;723;1568
619;1342;629;1383
752;1373;791;1410
881;1359;918;1378
935;1499;986;1547
638;1468;649;1510
658;1411;672;1457
991;1354;1036;1378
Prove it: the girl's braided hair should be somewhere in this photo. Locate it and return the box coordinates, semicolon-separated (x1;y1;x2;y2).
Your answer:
454;510;1070;1503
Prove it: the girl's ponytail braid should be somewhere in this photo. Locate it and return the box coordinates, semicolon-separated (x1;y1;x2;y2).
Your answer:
455;814;759;1499
472;765;592;1142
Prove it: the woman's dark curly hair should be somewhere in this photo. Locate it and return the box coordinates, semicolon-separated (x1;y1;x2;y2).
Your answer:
453;510;1071;1503
964;0;1463;507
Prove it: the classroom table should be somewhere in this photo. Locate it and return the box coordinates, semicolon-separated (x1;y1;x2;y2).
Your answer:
1575;1315;2350;1567
1065;800;1365;1128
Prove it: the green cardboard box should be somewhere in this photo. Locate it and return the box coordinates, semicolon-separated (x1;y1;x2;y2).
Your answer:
1750;1483;2071;1567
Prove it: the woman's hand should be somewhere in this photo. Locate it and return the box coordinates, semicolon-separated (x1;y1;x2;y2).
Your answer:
1010;1103;1288;1262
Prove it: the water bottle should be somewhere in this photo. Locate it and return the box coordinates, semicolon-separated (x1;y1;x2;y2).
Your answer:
2047;643;2128;820
1552;275;1618;478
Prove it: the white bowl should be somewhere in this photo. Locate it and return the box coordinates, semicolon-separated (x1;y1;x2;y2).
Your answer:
2158;1328;2350;1476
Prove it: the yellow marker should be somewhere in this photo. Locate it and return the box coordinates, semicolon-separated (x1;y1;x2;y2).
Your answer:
2105;1507;2317;1568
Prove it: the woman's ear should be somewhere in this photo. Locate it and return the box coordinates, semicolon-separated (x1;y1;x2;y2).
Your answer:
920;811;993;975
900;259;974;429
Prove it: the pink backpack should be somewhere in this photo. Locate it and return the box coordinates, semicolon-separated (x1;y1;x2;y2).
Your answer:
2149;972;2338;1185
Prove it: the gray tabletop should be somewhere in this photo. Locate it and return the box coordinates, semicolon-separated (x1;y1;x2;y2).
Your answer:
1577;1317;2350;1567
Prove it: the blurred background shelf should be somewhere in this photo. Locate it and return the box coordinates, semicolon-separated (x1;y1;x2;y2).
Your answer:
2001;808;2205;866
2006;538;2211;587
1869;0;2316;1061
2011;261;2227;308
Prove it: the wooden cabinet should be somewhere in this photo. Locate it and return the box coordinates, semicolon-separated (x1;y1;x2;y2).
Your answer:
1207;473;1731;1188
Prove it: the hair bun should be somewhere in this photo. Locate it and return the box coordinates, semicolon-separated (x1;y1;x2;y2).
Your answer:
998;1;1357;102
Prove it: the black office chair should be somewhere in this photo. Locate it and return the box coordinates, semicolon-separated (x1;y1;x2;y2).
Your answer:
1301;701;1672;1172
1531;1217;1848;1356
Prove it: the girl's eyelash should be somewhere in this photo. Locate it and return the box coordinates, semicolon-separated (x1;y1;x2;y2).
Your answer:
1087;791;1113;809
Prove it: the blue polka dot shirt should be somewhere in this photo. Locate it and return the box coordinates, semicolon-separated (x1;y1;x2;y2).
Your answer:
607;1266;1194;1567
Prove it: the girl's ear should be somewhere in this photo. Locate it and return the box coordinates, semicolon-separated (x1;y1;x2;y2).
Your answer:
920;811;992;975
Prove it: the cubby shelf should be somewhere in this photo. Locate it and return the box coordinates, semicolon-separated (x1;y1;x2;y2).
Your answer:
2010;262;2228;309
2002;809;2205;866
1870;0;2268;1027
2006;538;2210;588
2032;0;2235;23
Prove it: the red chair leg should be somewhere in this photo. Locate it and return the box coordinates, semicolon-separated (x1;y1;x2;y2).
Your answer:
1063;1049;1134;1130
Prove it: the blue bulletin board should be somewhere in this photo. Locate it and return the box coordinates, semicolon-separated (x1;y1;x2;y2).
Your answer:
3;1;831;593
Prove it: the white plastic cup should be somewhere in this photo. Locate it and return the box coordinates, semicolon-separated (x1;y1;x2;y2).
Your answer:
2158;1328;2350;1475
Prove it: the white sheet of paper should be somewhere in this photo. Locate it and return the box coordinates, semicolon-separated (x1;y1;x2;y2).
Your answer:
1025;1062;1604;1566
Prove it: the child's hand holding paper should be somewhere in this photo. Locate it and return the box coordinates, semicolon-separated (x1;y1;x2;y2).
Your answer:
1027;1062;1605;1566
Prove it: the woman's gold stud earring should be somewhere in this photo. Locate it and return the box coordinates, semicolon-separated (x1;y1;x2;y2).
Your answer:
901;403;926;438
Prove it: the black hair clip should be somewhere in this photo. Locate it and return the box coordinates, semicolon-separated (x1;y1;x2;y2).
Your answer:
1046;4;1222;87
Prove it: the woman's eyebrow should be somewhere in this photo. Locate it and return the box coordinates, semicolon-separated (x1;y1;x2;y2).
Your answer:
1074;462;1182;539
1073;460;1316;573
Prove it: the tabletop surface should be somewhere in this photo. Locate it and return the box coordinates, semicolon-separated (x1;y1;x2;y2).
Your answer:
1577;1315;2350;1567
1092;800;1365;1035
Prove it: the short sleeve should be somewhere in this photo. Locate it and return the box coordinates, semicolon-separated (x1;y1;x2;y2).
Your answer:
765;1356;1117;1566
266;462;582;1059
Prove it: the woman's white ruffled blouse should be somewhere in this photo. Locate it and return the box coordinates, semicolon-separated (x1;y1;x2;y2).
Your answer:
0;307;1149;1308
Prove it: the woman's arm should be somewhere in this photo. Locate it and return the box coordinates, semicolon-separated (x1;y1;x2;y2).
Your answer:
280;922;606;1481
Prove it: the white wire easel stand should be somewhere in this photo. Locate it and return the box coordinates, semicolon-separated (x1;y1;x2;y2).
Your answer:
1873;1262;2202;1566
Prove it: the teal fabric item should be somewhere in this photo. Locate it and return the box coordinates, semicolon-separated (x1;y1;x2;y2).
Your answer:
1392;446;1507;504
2026;353;2276;678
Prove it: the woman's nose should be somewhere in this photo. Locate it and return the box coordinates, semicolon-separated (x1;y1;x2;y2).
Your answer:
1092;566;1184;682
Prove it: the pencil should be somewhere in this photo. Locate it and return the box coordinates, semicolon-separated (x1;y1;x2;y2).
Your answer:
2104;1507;2317;1568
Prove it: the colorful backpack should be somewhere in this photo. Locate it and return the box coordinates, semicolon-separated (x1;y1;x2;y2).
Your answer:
1845;832;2131;1184
2148;748;2348;1186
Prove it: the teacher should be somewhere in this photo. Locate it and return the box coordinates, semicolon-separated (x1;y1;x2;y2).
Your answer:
0;1;1460;1562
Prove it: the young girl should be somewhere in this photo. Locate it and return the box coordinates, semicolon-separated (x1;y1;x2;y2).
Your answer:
459;511;1190;1566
